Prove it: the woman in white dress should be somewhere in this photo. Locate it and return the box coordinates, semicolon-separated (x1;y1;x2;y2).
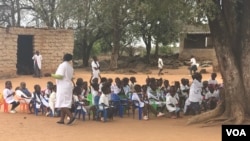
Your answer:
52;53;75;125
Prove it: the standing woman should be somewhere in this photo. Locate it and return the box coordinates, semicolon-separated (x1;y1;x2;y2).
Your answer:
52;53;75;125
32;50;42;77
91;56;101;81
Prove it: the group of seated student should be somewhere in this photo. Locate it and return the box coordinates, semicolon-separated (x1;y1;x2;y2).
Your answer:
2;80;57;116
2;72;223;122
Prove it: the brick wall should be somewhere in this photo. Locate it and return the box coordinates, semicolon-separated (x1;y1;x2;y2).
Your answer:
0;27;74;78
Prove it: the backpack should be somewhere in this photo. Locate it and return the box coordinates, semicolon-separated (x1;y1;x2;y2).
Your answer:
0;93;4;104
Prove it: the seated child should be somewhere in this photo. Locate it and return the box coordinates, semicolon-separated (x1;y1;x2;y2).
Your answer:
99;82;114;121
131;84;148;120
15;86;32;104
72;85;88;114
32;84;51;116
146;78;165;117
141;85;165;118
19;82;32;98
205;85;220;110
166;86;181;119
49;85;57;116
3;81;20;113
43;81;54;102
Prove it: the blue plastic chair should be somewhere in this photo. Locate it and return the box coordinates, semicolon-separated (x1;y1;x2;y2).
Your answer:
110;94;124;117
31;94;46;116
94;95;108;122
132;100;143;120
74;102;86;120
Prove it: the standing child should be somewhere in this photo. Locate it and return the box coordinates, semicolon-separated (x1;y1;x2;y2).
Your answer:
188;73;203;115
3;81;20;113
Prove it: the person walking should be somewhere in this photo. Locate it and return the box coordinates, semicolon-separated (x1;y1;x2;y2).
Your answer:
189;55;198;75
158;57;164;76
32;51;42;77
52;53;76;125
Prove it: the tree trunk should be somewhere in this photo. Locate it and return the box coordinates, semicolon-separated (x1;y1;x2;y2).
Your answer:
10;0;15;26
82;39;92;67
110;4;121;70
142;33;152;64
110;28;120;70
187;0;250;125
16;0;20;26
154;39;159;57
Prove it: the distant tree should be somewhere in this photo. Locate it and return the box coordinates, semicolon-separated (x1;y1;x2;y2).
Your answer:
0;0;32;26
133;0;187;62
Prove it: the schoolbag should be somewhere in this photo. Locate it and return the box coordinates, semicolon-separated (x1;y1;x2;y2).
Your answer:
0;93;4;104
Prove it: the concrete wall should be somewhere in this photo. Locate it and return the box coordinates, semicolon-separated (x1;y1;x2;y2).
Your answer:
0;27;74;78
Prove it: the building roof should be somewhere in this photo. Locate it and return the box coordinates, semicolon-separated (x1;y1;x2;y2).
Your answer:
181;24;210;34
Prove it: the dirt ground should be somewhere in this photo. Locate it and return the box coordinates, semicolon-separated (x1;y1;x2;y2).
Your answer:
0;66;222;141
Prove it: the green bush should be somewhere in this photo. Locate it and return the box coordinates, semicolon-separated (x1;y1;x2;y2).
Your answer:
159;45;175;55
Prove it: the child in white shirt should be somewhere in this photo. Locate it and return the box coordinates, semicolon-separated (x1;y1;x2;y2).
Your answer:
166;86;180;118
3;81;20;113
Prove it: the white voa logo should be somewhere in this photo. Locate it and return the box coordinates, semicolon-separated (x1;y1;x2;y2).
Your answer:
226;129;246;136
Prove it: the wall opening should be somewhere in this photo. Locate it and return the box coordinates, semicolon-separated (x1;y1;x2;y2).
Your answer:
184;34;212;49
17;35;34;75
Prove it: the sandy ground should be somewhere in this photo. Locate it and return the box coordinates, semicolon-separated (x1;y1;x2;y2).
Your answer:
0;66;222;141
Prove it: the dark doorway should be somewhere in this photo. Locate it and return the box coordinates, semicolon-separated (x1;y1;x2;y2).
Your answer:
17;35;34;75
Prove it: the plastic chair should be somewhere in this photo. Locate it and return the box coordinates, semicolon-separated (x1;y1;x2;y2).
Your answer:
3;100;9;113
94;95;108;122
132;100;143;120
30;98;45;116
19;102;29;113
110;94;122;117
74;102;86;121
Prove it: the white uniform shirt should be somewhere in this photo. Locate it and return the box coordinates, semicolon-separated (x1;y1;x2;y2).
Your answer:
15;90;32;103
180;84;189;98
113;84;121;94
205;90;220;100
3;88;15;104
131;92;144;107
158;58;163;69
91;87;99;105
32;54;42;69
208;79;218;85
190;57;196;66
166;94;178;112
188;79;203;103
91;60;100;79
99;93;109;110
